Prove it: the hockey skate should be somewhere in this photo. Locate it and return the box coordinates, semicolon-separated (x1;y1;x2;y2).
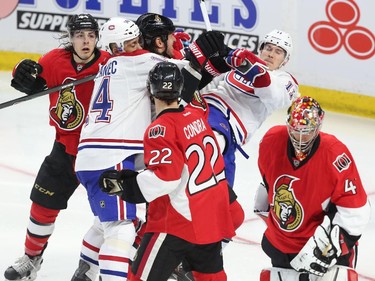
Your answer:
4;255;43;281
71;260;94;281
169;263;195;281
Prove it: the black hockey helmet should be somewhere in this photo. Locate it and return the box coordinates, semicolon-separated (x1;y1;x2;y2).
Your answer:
67;14;99;36
135;13;175;50
147;62;183;101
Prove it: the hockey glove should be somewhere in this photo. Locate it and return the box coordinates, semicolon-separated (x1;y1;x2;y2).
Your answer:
202;47;232;77
99;169;147;203
185;31;228;70
225;48;270;87
290;216;342;277
202;47;259;77
173;29;191;59
11;59;46;95
99;170;127;196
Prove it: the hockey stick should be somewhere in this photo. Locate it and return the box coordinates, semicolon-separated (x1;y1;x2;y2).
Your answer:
199;0;212;31
0;74;96;110
199;0;250;70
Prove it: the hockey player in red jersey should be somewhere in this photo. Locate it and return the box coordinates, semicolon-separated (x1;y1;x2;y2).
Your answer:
99;61;236;281
3;14;111;281
71;13;239;281
254;96;370;280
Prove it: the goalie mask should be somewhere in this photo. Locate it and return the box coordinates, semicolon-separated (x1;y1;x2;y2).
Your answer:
286;96;324;161
147;62;183;101
99;17;141;54
258;29;293;67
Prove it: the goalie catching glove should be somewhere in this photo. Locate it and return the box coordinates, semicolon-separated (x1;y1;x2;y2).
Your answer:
290;216;342;277
11;59;47;95
99;169;147;203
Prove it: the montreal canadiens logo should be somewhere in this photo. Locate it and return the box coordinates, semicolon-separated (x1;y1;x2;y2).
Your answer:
225;71;255;96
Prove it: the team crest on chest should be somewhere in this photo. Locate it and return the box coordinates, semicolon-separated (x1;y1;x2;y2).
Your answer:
50;78;84;130
148;124;166;139
271;175;304;231
225;70;255;96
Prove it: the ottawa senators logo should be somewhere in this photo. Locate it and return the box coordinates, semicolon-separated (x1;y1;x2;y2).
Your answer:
148;124;166;139
333;153;352;172
50;82;84;130
271;175;303;231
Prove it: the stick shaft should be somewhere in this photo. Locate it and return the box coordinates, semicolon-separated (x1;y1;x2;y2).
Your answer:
0;74;96;109
199;0;212;31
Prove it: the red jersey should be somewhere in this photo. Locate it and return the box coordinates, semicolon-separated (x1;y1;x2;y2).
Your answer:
258;125;370;253
137;103;235;244
38;48;111;156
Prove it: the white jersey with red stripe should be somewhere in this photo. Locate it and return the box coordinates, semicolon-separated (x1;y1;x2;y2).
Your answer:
75;49;188;171
200;68;298;146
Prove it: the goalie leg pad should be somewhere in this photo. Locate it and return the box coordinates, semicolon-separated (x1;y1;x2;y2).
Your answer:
260;266;358;281
260;267;308;281
319;265;358;281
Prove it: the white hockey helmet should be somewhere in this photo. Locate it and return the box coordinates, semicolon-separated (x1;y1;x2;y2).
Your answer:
99;17;141;54
258;29;293;66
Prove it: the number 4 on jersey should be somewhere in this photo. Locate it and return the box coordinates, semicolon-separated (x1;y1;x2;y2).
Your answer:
91;77;113;122
344;179;357;194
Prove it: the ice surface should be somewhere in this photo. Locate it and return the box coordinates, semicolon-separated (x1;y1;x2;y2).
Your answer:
1;71;374;280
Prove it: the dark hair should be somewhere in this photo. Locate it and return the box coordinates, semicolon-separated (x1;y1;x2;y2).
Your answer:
135;13;175;52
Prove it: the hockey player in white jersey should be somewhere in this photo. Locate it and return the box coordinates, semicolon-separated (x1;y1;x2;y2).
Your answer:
201;29;299;188
71;15;234;281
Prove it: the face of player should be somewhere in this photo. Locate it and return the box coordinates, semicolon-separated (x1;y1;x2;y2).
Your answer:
288;127;317;156
152;34;175;58
71;29;97;63
123;36;143;53
259;43;286;70
109;36;143;55
164;33;176;58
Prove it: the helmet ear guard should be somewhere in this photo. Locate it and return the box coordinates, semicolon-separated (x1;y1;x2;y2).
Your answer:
147;62;183;101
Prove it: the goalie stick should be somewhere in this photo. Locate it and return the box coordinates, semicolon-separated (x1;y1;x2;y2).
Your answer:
0;74;96;110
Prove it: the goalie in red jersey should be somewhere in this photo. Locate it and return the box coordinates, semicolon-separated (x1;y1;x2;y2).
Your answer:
254;96;370;281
